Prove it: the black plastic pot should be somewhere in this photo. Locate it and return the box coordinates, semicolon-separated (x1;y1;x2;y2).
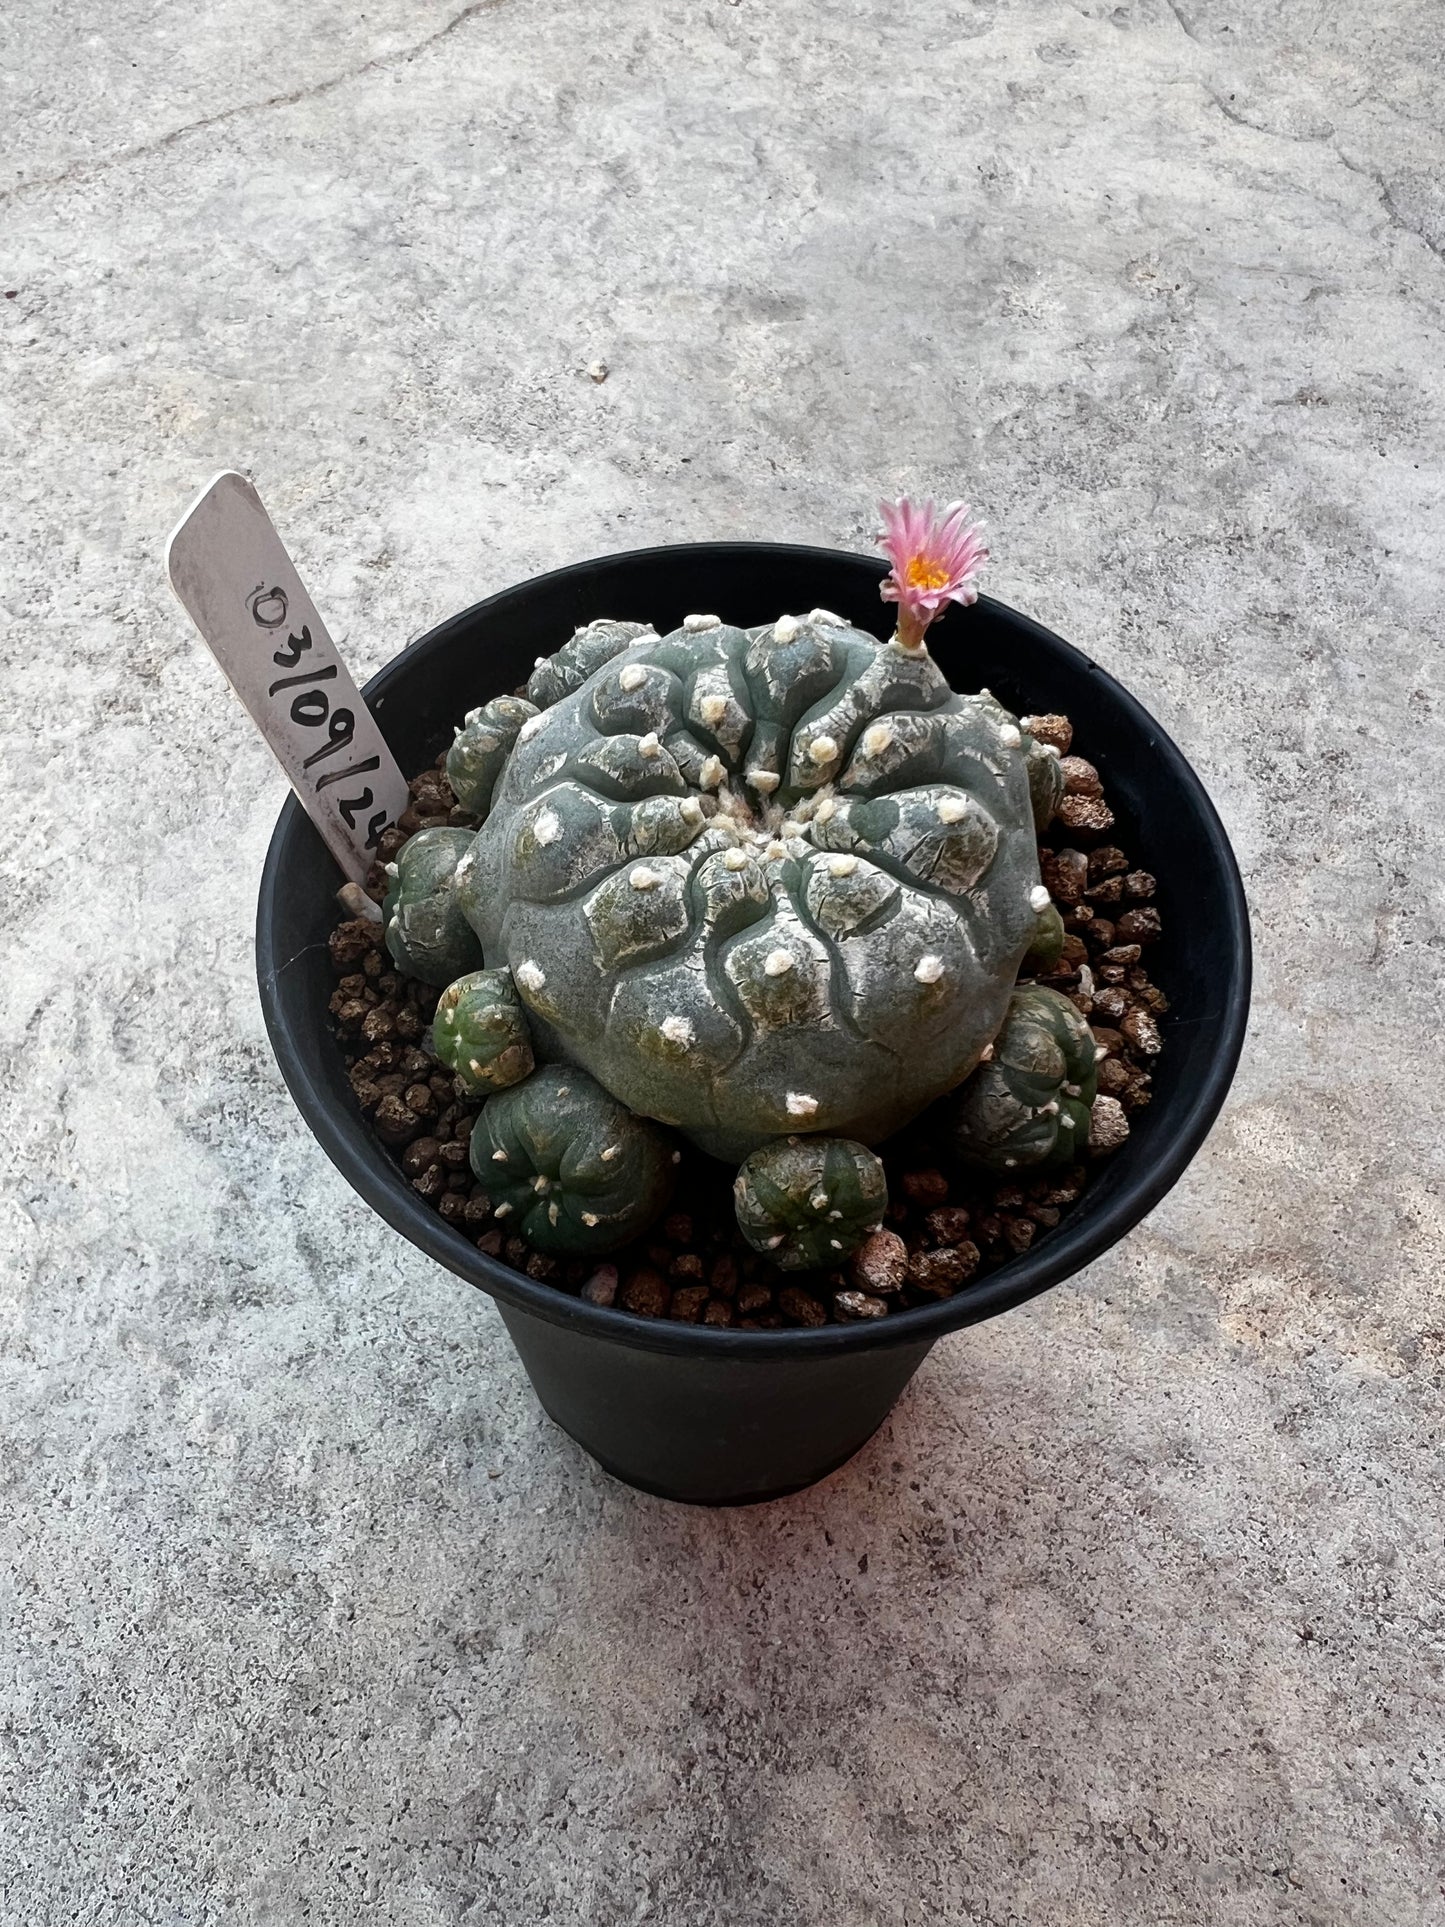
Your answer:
256;544;1251;1505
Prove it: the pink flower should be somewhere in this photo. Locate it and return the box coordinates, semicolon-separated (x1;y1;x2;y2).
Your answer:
877;496;989;649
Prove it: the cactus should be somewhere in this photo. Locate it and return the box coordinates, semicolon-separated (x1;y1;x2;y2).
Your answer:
382;827;485;986
470;1065;677;1255
733;1136;888;1271
943;984;1098;1173
525;618;658;710
1023;899;1066;970
447;696;538;820
457;610;1051;1160
433;968;534;1097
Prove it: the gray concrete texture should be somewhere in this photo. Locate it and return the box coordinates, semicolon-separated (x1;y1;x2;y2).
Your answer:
1;0;1442;1920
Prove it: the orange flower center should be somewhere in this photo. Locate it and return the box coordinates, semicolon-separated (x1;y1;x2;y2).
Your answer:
904;554;951;592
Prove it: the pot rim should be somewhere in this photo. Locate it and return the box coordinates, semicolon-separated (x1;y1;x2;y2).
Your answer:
256;541;1252;1360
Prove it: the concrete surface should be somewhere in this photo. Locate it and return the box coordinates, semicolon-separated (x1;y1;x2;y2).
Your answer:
2;1;1442;1921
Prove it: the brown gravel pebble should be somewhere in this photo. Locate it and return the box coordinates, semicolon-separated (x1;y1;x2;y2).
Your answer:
1056;794;1115;837
581;1263;619;1307
908;1245;979;1294
331;705;1167;1327
779;1285;828;1327
1002;1216;1036;1256
329;919;379;969
849;1229;909;1295
1096;1056;1134;1099
1089;845;1130;879
1058;755;1103;797
707;1253;739;1298
401;1136;441;1177
834;1290;889;1321
374;1093;423;1145
1117;906;1162;945
621;1268;670;1317
1089;1094;1131;1154
668;1283;709;1323
1022;713;1072;753
900;1168;950;1208
1041;847;1088;905
922;1206;972;1246
1121;1006;1163;1056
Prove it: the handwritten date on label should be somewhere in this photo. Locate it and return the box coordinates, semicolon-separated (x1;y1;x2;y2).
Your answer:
165;471;410;884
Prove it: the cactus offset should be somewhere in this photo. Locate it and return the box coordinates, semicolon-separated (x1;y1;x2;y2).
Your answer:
733;1136;887;1271
470;1065;676;1254
447;696;538;820
458;612;1050;1160
943;984;1098;1173
382;827;485;985
433;969;534;1097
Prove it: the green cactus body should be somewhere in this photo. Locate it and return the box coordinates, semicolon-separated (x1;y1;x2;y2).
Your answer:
446;696;538;820
733;1136;888;1271
457;611;1047;1160
470;1065;676;1254
382;827;485;986
525;618;659;710
1024;900;1066;969
433;969;535;1097
944;984;1098;1173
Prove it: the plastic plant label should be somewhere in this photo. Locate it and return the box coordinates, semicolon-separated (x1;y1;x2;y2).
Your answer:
166;470;409;883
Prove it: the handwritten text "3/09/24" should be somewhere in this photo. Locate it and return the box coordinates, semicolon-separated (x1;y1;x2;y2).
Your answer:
248;583;392;853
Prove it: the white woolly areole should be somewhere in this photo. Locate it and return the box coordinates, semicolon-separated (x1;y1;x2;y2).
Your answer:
763;949;795;977
515;960;546;992
772;615;801;643
533;807;562;847
861;723;893;757
581;1211;599;1227
722;848;749;872
680;797;704;823
629;865;662;890
765;839;788;862
518;714;546;743
999;723;1022;748
600;1144;620;1161
699;694;727;726
619;664;647;691
786;1092;819;1118
814;797;837;823
749;768;780;794
660;1014;695;1047
684;612;722;631
810;1191;829;1211
1029;884;1051;912
700;754;726;788
638;731;661;757
809;608;842;625
807;734;838;764
937;795;967;823
491;1147;509;1161
914;954;944;984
